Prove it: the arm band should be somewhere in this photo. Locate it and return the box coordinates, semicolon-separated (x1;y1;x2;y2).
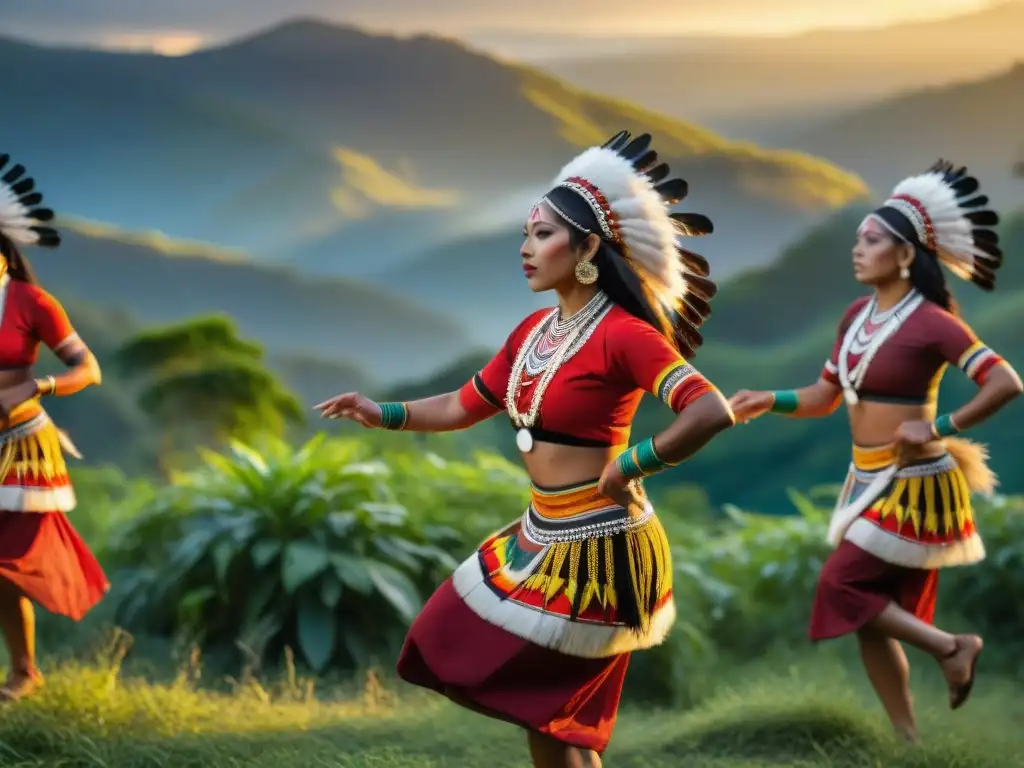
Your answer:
769;390;799;414
378;402;410;430
931;413;960;438
615;437;674;480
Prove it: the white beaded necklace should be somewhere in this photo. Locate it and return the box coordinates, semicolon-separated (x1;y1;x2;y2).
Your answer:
507;292;611;452
838;289;923;405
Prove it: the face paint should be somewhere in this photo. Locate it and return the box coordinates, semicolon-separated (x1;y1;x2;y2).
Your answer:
529;205;542;221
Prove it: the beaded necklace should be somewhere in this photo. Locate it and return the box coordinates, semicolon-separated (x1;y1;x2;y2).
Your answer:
507;292;611;452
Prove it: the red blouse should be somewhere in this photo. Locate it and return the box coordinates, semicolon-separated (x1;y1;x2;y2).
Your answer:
0;276;77;370
458;304;717;447
821;295;1003;403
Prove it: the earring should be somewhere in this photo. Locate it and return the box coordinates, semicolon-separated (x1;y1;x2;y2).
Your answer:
575;260;599;285
899;266;910;279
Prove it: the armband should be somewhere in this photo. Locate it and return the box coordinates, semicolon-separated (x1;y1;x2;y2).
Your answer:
769;390;799;414
931;413;960;439
378;402;410;430
615;437;674;480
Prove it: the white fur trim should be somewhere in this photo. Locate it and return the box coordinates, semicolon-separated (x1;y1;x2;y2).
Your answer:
548;146;686;313
450;551;676;659
844;518;985;568
0;484;76;512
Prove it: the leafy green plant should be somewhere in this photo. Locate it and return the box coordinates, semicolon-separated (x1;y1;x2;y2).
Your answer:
108;435;505;673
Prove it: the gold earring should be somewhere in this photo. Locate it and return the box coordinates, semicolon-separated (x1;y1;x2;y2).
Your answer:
575;260;598;285
899;266;910;279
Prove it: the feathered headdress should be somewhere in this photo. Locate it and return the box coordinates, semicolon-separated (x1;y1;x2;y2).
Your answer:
0;153;61;249
538;131;716;354
867;160;1002;290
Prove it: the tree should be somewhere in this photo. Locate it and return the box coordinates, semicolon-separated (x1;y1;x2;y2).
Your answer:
114;315;304;469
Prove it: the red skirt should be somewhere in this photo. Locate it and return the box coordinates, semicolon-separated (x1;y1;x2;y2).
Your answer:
809;539;938;641
0;511;109;620
397;578;628;754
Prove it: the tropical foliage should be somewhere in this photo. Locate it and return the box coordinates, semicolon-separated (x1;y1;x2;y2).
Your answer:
107;436;528;673
101;435;1024;704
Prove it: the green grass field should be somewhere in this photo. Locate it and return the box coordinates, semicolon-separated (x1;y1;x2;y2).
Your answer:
2;643;1021;767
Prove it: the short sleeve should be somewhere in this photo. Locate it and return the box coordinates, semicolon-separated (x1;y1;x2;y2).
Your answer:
928;310;1004;385
29;286;78;352
822;297;870;385
457;311;545;421
609;317;716;412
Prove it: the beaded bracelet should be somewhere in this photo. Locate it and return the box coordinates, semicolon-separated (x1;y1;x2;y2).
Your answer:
615;437;674;480
378;402;410;430
931;412;959;439
769;390;799;414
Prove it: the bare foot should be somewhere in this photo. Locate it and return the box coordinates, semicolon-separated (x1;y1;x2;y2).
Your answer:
940;634;983;710
0;671;45;702
896;726;921;745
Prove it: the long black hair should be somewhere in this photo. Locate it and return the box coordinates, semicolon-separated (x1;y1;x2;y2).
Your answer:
0;231;40;285
871;207;958;316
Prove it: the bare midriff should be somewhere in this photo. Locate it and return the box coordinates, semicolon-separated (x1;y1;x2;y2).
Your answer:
848;400;946;462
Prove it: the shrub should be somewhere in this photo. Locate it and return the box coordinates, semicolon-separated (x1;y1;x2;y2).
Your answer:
107;436;524;673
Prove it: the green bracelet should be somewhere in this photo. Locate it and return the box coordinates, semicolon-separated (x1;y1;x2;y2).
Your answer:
378;402;409;430
769;390;799;414
615;437;672;480
932;413;959;438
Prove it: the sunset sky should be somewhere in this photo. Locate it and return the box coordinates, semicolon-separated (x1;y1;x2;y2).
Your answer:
0;0;1017;56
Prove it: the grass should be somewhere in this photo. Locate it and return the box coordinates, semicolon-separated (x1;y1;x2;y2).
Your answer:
2;635;1022;767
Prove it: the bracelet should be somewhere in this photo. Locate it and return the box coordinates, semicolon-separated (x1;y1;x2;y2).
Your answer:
931;412;959;438
769;390;799;414
36;375;57;396
378;402;409;430
615;437;673;480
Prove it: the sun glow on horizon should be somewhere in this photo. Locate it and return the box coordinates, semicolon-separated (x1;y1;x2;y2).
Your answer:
99;31;206;57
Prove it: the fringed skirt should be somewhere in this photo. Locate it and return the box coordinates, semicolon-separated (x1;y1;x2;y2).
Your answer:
811;439;989;640
397;479;674;753
0;404;108;620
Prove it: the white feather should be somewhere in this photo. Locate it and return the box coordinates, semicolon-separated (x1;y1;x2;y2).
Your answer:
0;178;39;245
548;146;687;310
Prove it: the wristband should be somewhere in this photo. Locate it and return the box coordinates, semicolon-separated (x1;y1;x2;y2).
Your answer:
378;402;409;430
35;375;57;396
769;390;799;414
931;413;959;438
615;437;672;480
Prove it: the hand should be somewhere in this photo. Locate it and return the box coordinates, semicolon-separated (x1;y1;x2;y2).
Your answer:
894;419;935;447
0;380;39;416
728;389;775;424
313;392;382;429
598;459;643;511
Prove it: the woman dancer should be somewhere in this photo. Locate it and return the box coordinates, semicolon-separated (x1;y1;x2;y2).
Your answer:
317;131;735;766
729;161;1021;742
0;153;108;700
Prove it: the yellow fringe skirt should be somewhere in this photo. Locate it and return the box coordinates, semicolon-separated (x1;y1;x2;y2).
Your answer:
0;401;77;512
826;439;990;569
451;479;675;658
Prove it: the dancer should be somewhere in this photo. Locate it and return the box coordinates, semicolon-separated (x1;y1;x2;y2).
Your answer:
317;131;735;766
0;153;108;700
729;161;1021;742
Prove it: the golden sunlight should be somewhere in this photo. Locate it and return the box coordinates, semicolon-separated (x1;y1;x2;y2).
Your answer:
100;31;206;56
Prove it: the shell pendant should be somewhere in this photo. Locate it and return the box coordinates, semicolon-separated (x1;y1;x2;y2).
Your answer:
516;428;534;453
843;388;859;406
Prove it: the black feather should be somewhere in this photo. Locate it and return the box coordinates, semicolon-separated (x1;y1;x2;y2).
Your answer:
30;226;60;248
644;163;670;185
631;150;658;173
602;131;631;151
18;192;42;207
11;177;34;196
959;195;988;209
684;294;712;319
677;246;710;277
620;134;652;160
654;178;688;204
685;273;718;300
1;164;25;185
952;176;979;196
966;210;999;227
29;207;55;222
0;154;8;172
671;213;714;236
972;228;999;245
